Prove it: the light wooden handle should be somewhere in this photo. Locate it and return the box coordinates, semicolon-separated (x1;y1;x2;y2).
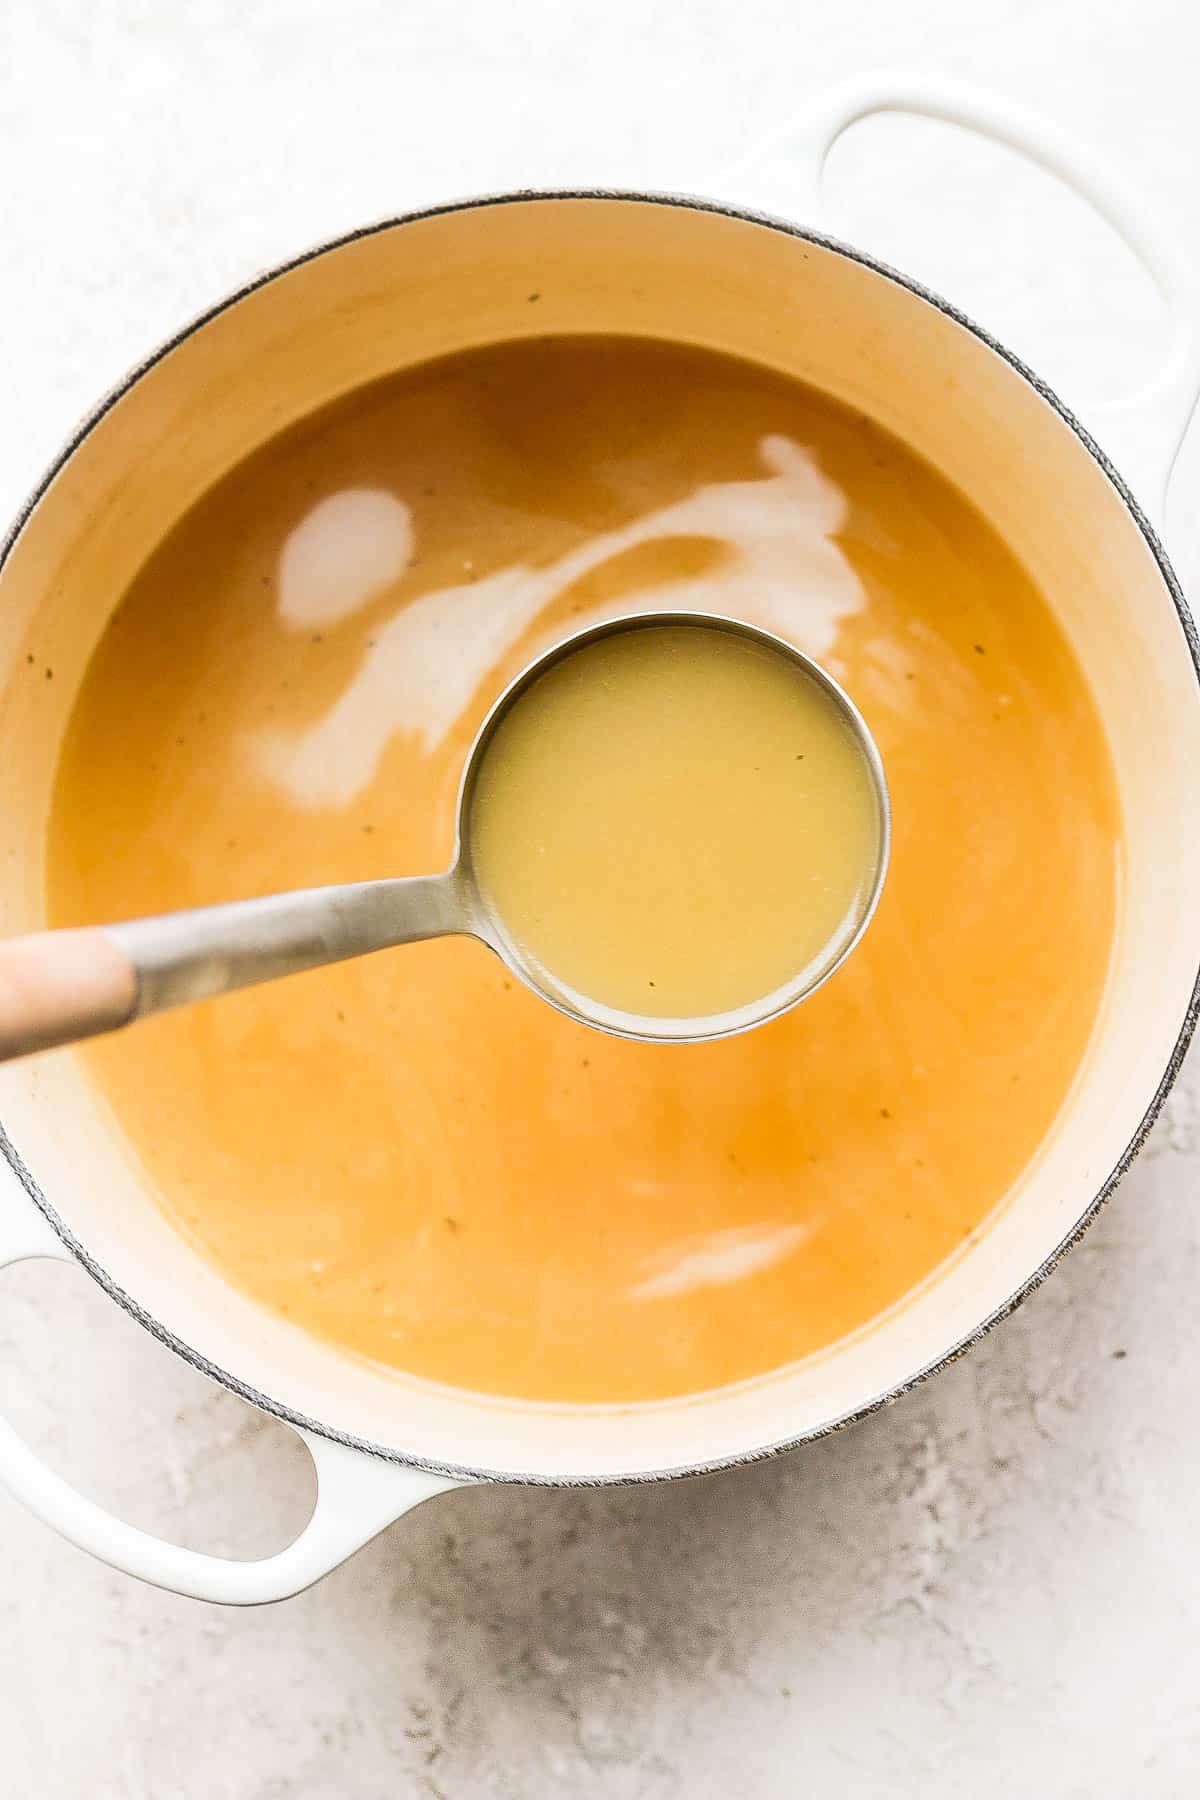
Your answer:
0;929;138;1063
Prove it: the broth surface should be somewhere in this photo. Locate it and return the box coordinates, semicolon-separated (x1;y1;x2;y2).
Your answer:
470;623;882;1023
48;335;1120;1404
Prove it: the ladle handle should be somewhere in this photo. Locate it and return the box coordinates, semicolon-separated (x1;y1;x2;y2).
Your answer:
0;929;138;1060
0;873;464;1063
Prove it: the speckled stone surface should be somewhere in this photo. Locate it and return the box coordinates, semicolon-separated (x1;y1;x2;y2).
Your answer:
2;3;1200;1794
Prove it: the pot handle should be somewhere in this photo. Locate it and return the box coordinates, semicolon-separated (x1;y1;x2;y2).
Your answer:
733;76;1200;525
0;1155;461;1603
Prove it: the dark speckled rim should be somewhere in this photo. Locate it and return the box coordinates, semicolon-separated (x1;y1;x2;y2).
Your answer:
2;188;1198;1490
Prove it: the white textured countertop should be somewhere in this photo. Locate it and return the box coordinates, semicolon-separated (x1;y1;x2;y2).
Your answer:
2;3;1200;1794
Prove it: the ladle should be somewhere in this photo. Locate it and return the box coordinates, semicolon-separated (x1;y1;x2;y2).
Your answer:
0;612;890;1062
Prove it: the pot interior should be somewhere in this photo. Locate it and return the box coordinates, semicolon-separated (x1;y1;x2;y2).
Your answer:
0;195;1195;1480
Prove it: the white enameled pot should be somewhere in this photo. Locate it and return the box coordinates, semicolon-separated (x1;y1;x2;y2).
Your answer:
1;78;1198;1604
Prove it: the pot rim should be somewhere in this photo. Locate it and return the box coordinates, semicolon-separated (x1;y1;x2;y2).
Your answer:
2;185;1197;1488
